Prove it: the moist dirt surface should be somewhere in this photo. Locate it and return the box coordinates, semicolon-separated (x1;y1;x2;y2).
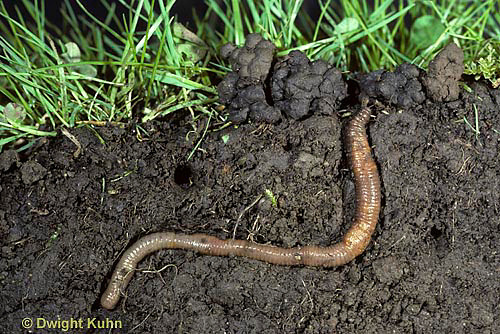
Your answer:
1;56;500;333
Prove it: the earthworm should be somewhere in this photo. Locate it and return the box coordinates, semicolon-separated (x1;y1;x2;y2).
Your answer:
100;106;381;310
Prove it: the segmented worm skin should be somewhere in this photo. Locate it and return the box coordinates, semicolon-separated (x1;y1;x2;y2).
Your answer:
100;107;381;310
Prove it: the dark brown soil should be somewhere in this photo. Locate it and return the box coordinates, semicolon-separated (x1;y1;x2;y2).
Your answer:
1;53;499;333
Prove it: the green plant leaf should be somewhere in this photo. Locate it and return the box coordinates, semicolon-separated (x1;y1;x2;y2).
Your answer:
410;15;444;49
3;103;26;124
61;42;97;77
335;17;359;34
173;22;207;63
62;42;81;62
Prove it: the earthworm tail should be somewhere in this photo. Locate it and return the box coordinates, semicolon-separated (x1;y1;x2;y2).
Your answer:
100;107;381;310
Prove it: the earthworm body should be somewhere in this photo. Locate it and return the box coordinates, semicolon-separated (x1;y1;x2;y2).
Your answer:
100;107;381;310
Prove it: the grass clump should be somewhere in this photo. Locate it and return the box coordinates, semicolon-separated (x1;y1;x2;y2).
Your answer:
0;0;499;151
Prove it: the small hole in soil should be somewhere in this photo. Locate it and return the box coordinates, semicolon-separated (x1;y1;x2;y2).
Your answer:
174;164;193;186
430;226;443;239
282;141;292;151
